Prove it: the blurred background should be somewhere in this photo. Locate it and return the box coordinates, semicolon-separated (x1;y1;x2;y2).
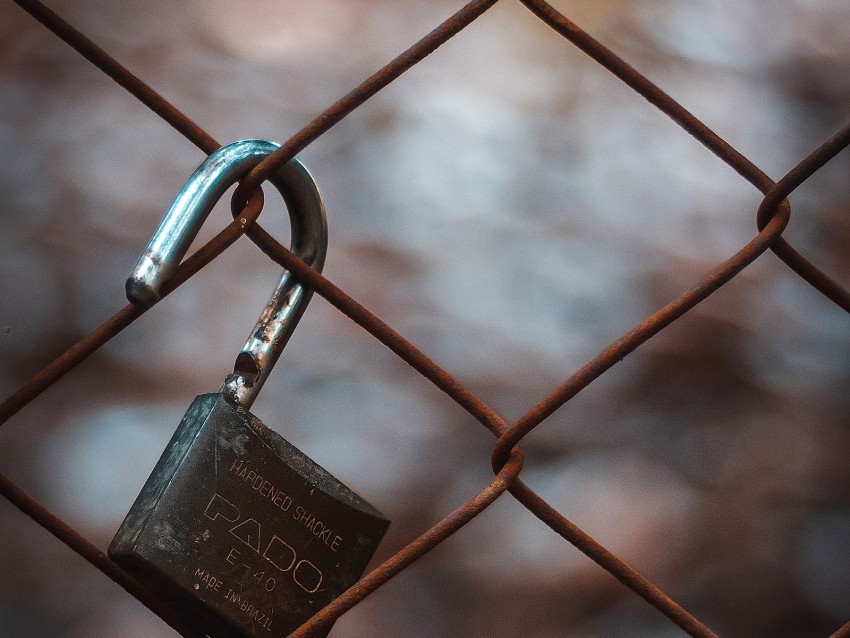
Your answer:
1;0;849;636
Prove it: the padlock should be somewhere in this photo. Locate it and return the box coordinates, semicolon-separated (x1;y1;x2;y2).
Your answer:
109;140;389;638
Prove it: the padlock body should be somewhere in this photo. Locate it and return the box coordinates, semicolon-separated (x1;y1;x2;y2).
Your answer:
109;393;389;637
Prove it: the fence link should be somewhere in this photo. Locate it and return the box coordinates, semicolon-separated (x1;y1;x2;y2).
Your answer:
1;0;849;636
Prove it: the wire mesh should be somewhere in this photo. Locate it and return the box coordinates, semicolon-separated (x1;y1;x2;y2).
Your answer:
1;1;849;637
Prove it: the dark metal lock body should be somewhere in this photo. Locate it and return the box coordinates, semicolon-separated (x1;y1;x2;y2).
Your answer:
110;394;388;637
109;140;388;637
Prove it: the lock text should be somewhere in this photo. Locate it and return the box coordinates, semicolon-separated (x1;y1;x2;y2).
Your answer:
229;460;293;512
293;506;343;552
223;589;273;631
193;568;223;592
204;493;323;593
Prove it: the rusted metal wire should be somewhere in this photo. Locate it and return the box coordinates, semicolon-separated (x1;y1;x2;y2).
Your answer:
291;447;526;638
830;621;850;638
229;0;502;212
0;472;197;637
520;0;849;313
1;0;848;637
518;0;772;192
508;480;720;638
0;189;265;426
226;219;723;636
755;120;850;312
490;195;792;470
9;0;219;155
0;1;719;633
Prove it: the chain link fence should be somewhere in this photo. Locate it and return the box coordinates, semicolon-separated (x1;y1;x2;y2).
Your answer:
1;0;849;636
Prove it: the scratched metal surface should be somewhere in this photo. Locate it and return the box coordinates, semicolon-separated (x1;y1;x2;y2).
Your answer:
0;1;849;637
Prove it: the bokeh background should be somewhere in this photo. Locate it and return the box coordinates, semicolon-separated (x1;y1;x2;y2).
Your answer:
1;1;849;636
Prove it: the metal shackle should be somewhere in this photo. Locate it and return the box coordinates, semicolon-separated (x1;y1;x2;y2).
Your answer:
126;139;328;409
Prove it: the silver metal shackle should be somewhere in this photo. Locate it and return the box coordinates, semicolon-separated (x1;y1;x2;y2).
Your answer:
126;139;328;409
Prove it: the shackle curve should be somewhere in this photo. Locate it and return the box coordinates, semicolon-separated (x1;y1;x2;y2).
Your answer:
126;139;327;409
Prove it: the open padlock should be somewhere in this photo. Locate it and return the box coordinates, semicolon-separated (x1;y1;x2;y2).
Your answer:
109;140;389;637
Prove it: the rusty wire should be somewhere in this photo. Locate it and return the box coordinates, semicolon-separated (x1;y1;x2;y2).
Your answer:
2;0;849;637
